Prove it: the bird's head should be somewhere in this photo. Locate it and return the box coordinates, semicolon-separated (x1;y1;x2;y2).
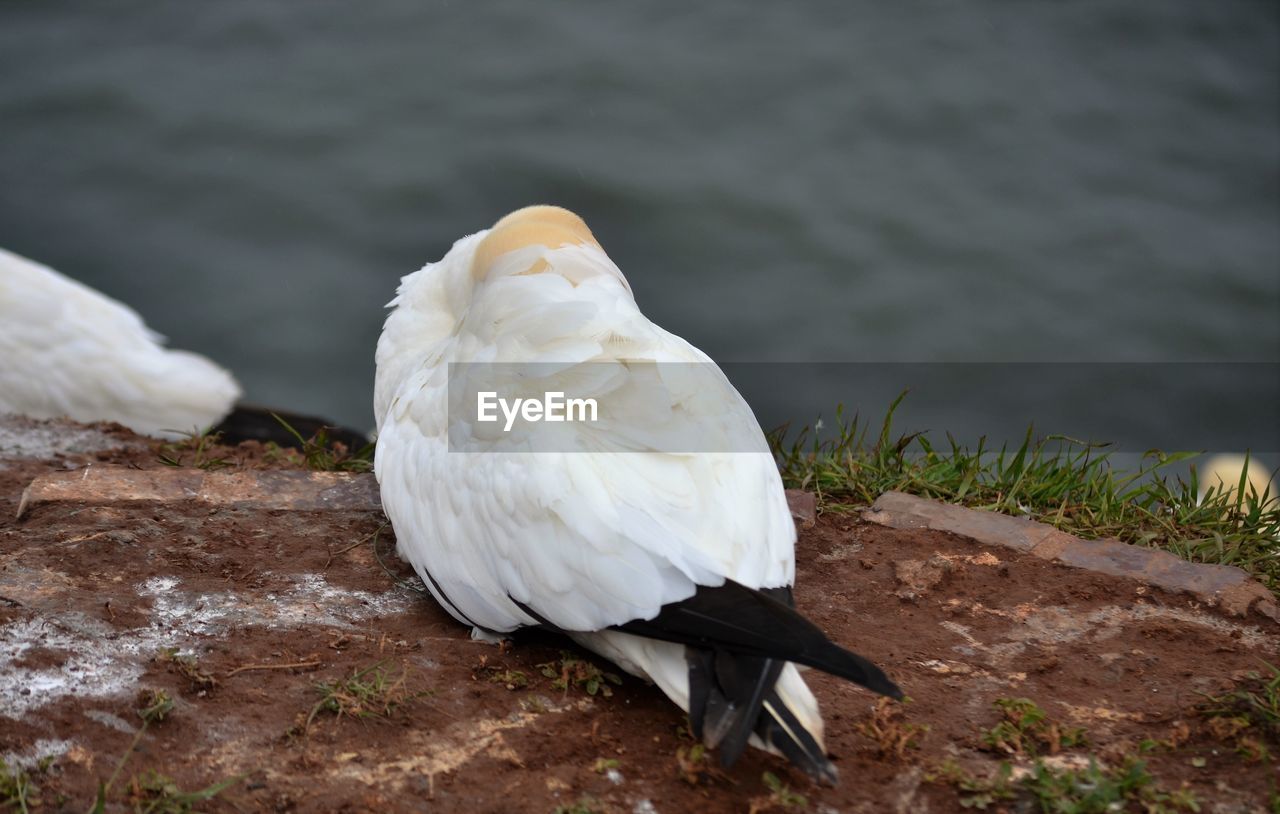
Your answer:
472;205;601;280
374;205;629;431
467;205;633;296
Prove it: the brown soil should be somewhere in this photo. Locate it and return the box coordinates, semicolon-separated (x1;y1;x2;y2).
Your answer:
1;419;1275;813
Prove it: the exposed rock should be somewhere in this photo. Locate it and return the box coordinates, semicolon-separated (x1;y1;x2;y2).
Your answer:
865;490;1278;621
17;466;383;519
785;489;817;528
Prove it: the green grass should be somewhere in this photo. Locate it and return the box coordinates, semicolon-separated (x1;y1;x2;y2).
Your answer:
87;689;242;814
1197;662;1279;762
591;758;620;774
769;393;1279;591
930;757;1199;813
981;698;1087;758
1020;758;1199;814
675;743;711;786
757;771;808;811
122;771;241;814
475;663;529;690
267;414;374;473
537;652;623;698
928;759;1016;810
157;430;232;470
552;797;606;814
136;690;174;725
1;759;40;814
304;662;426;730
157;416;373;473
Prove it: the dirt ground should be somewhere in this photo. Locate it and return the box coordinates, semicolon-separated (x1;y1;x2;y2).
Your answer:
1;418;1276;813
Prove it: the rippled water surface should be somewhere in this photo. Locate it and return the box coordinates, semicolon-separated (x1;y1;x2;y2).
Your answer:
1;2;1275;447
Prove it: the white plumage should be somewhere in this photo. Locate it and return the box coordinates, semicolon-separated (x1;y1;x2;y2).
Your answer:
0;247;240;438
374;206;897;781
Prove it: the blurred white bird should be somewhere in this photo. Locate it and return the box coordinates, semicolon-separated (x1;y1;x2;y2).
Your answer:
374;205;899;782
0;247;240;439
1198;454;1276;507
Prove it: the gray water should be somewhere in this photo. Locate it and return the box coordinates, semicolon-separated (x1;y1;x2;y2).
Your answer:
1;2;1276;452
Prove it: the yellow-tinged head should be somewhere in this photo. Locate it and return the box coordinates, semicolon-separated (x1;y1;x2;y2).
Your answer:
472;205;601;280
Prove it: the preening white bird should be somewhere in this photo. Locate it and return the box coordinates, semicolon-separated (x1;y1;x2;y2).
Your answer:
0;247;241;439
374;206;900;782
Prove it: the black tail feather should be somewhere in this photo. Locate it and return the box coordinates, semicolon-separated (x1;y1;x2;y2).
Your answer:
713;651;783;768
658;580;898;784
758;687;838;784
616;579;902;700
532;578;898;783
684;644;839;784
685;648;716;742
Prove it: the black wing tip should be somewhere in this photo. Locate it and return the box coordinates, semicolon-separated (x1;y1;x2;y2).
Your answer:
817;642;904;700
855;660;906;701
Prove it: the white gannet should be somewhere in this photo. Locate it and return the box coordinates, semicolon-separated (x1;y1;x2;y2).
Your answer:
1198;454;1277;507
373;206;900;782
0;246;241;438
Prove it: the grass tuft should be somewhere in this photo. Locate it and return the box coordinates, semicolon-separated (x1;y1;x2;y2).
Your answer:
156;649;217;693
87;688;184;813
471;655;529;690
857;696;929;760
267;414;374;472
1;759;41;814
1197;662;1279;762
927;759;1015;810
749;771;808;812
552;797;607;814
122;770;241;814
157;430;231;470
1021;757;1199;814
930;756;1199;813
304;662;426;730
675;743;712;786
769;394;1279;591
981;697;1087;758
519;694;549;714
537;652;623;698
136;689;174;725
592;758;620;774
